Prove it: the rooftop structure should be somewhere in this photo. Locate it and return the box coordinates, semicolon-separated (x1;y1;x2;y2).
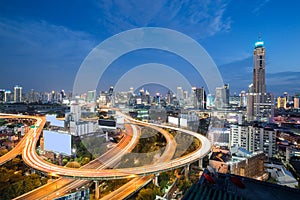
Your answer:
183;169;300;200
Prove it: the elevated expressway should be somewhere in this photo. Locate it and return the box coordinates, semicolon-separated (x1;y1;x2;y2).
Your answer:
20;117;211;180
100;125;178;200
1;112;212;199
14;123;140;200
0;114;46;165
43;123;178;200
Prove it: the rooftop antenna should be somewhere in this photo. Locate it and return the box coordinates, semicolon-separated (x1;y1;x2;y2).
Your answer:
258;32;262;41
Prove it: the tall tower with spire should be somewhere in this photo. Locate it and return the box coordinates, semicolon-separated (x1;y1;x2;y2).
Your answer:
253;39;266;94
247;37;274;122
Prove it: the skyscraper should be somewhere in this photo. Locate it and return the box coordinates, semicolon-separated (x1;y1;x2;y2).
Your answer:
214;84;229;109
253;40;266;94
14;85;22;102
177;86;184;105
192;87;206;109
87;90;96;103
294;94;299;109
247;39;274;122
239;90;247;107
4;90;11;102
0;89;4;102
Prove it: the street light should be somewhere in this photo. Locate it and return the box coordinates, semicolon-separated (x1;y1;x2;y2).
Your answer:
72;148;76;159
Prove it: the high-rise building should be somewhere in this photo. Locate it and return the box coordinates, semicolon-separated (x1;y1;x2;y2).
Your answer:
4;90;11;102
14;85;22;102
87;90;96;103
129;87;134;94
294;94;299;109
277;97;287;109
176;86;184;105
166;90;172;104
0;89;5;102
230;125;249;150
247;39;274;122
253;40;266;94
206;94;215;108
29;89;36;103
193;87;206;109
214;84;229;109
70;103;81;122
183;90;188;100
239;90;247;107
249;126;275;158
230;124;276;158
229;94;240;107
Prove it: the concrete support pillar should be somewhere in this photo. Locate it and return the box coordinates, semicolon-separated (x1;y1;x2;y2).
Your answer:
198;158;203;168
94;181;99;200
185;163;190;179
105;131;109;142
153;173;160;187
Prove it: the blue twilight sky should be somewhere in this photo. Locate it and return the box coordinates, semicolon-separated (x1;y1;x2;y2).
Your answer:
0;0;299;96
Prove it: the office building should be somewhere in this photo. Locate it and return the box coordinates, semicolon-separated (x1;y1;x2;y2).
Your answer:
176;86;184;103
27;89;36;103
87;90;96;103
0;89;4;102
277;97;287;109
251;92;274;122
70;103;81;122
192;87;206;109
183;90;188;100
166;90;172;104
4;90;11;103
229;94;240;107
294;94;299;109
98;91;108;106
239;90;247;107
14;85;22;102
206;94;215;108
214;84;229;109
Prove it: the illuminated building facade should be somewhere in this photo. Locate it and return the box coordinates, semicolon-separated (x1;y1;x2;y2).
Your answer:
14;85;22;102
247;39;274;122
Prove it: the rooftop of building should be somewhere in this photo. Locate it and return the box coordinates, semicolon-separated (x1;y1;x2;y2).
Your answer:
230;121;279;130
265;163;298;187
254;41;264;48
183;169;300;200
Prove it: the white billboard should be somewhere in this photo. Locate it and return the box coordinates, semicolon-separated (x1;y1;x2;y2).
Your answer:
168;116;188;128
168;116;178;126
46;114;65;128
43;130;72;155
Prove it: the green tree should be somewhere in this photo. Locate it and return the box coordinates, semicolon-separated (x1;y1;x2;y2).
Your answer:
177;177;192;193
81;157;90;166
0;149;8;156
137;188;160;200
65;161;81;168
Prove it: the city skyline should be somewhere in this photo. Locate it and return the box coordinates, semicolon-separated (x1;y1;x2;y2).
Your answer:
0;0;300;95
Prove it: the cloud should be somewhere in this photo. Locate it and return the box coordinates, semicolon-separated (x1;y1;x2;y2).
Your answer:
252;0;270;15
96;0;231;38
0;18;97;91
